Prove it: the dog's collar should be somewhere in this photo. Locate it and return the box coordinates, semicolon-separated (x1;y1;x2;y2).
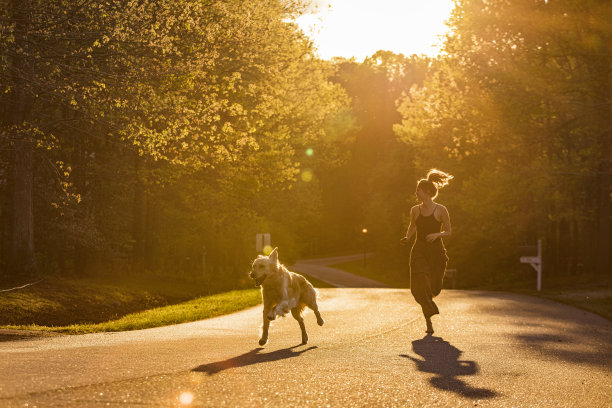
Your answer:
254;274;267;287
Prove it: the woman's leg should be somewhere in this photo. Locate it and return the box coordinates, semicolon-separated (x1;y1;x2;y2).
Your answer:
410;254;439;333
410;271;438;318
430;254;448;297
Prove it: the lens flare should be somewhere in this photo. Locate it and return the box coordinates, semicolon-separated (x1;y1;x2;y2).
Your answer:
263;245;274;255
305;147;314;156
179;392;194;405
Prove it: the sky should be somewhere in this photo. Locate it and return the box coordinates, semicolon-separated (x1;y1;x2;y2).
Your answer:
294;0;456;61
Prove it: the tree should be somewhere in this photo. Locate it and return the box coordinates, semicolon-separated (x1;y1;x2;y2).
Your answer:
395;0;611;284
314;52;429;274
0;0;349;281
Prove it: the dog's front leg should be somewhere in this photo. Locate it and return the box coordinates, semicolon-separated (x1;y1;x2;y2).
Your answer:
260;312;270;346
271;279;290;317
272;300;290;317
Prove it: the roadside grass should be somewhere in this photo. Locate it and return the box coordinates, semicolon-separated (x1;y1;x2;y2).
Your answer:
2;289;261;334
507;274;612;321
0;272;262;334
0;264;330;336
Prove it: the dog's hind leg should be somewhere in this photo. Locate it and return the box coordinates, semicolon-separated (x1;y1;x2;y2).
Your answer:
303;287;324;326
259;313;270;346
305;299;324;326
291;307;308;345
313;304;324;326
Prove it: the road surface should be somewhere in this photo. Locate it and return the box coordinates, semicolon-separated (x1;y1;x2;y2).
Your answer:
0;262;611;407
293;253;387;288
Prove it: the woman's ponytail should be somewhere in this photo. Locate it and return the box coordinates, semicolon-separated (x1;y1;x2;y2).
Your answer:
426;169;454;189
417;169;453;199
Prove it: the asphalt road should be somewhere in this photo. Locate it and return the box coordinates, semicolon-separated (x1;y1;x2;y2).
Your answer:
1;270;611;407
292;253;387;288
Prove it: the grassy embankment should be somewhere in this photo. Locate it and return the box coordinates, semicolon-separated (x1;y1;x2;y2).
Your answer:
0;270;334;336
0;273;261;335
330;257;612;321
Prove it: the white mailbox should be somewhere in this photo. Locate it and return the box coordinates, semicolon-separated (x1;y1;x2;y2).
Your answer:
520;239;542;291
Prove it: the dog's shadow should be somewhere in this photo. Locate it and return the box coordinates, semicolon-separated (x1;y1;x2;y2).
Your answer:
192;345;317;375
400;334;497;399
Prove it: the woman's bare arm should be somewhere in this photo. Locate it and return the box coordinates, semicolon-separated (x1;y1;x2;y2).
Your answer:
400;206;418;244
439;206;451;237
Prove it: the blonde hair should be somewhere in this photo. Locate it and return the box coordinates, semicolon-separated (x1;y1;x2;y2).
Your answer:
417;169;453;199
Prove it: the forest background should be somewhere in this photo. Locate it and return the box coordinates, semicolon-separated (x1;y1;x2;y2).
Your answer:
1;0;610;295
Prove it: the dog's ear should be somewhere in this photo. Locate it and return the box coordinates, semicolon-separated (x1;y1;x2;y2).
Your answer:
269;247;278;265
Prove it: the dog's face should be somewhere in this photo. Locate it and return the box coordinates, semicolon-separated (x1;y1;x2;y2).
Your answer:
249;248;279;287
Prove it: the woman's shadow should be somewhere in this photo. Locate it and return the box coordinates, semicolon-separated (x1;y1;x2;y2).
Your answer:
400;335;497;399
193;345;317;375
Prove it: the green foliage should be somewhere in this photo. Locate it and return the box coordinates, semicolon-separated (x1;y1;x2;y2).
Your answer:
395;0;611;285
2;0;607;293
0;0;350;285
318;52;429;272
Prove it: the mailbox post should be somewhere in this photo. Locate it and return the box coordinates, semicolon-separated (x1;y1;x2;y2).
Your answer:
256;233;271;253
520;239;542;291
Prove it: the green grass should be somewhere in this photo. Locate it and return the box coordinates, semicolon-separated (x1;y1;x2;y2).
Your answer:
0;266;330;336
0;271;263;335
2;289;261;334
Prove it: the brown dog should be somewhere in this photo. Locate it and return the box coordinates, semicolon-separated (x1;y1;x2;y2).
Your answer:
249;248;324;345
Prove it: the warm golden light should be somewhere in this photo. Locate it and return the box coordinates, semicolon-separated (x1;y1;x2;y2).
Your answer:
179;392;194;405
295;0;455;61
362;228;368;234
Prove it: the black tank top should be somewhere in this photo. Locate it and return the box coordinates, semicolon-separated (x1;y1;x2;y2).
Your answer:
415;204;442;242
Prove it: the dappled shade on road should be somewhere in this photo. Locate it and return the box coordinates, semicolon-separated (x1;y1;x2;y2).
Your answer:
401;335;497;399
192;345;318;375
471;291;612;370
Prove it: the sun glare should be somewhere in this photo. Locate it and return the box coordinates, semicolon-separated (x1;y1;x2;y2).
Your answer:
295;0;455;61
179;392;194;405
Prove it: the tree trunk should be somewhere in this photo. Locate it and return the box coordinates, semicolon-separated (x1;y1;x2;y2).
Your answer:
132;155;146;272
597;173;611;274
593;54;611;275
73;143;88;275
144;194;155;272
8;140;37;276
7;0;37;277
